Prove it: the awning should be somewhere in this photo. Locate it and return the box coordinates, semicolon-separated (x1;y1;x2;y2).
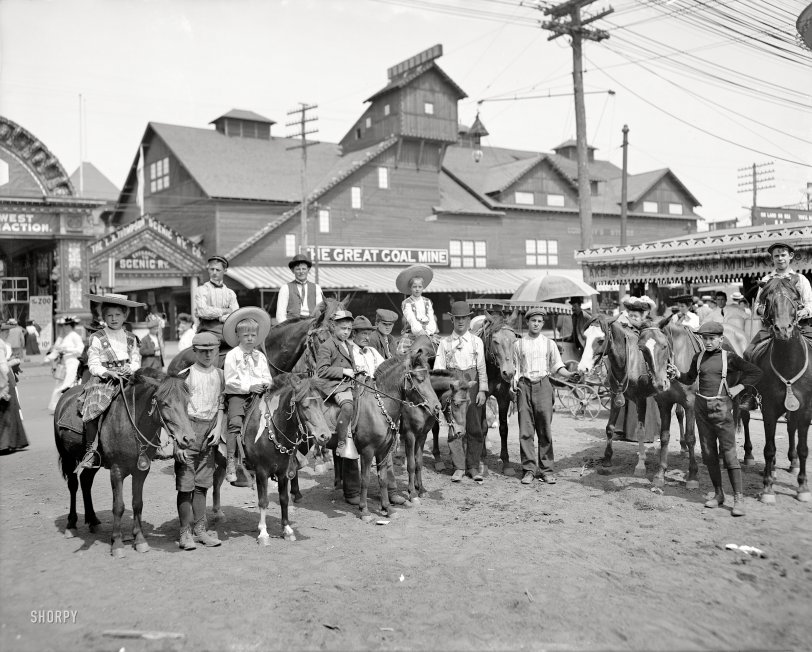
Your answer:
227;266;586;294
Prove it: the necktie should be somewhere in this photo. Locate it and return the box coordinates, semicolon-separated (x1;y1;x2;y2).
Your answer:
383;337;390;357
298;283;305;300
243;351;256;365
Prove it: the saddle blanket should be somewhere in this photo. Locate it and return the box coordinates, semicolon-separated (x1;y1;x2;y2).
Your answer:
57;401;84;435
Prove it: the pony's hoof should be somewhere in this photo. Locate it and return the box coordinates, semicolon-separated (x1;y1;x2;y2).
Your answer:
360;513;375;523
685;480;700;490
134;542;150;554
213;510;227;524
293;492;303;503
410;497;421;506
257;534;271;546
742;457;756;467
87;523;100;533
760;493;776;505
633;464;647;478
652;475;665;489
796;491;811;503
434;461;446;472
64;528;77;539
791;461;800;472
282;525;297;541
111;547;125;559
314;464;326;474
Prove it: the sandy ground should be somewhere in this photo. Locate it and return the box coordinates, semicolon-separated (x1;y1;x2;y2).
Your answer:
1;363;811;652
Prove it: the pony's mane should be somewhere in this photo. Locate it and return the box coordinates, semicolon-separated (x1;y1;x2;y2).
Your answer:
273;372;321;402
762;275;799;299
132;368;189;402
374;351;425;390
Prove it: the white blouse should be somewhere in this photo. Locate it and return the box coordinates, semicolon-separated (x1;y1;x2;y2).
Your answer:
402;296;438;335
87;327;141;378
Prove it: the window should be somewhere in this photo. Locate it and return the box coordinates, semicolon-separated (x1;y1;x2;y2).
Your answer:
590;180;599;196
384;104;390;116
424;102;434;115
643;201;658;213
514;191;534;205
318;209;330;234
668;202;684;215
546;194;565;207
355;128;362;140
351;186;361;209
285;234;296;257
149;157;169;193
450;240;486;268
525;239;558;266
378;167;389;189
365;117;372;129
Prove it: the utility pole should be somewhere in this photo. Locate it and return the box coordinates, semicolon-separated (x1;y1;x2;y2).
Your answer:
620;124;629;246
737;161;774;225
286;103;319;253
538;0;613;251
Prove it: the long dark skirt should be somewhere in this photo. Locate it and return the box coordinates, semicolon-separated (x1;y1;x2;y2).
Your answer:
25;333;40;355
0;371;29;453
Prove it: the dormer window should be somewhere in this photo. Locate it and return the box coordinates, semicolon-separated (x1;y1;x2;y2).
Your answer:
424;102;434;115
384;104;390;116
149;157;169;193
365;117;372;128
355;127;362;140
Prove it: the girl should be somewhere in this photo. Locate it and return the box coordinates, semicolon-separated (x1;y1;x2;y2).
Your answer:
396;264;438;348
75;293;145;473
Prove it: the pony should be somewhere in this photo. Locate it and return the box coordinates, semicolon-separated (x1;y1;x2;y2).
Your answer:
400;368;476;503
53;369;194;557
577;317;673;478
750;276;812;503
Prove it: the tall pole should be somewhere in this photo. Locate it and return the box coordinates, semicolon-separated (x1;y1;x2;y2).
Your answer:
620;124;629;246
540;0;613;251
737;161;774;225
286;103;319;253
751;163;757;223
78;94;84;197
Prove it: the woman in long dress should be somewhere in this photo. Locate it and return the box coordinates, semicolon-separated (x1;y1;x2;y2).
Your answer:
0;324;28;454
45;317;85;414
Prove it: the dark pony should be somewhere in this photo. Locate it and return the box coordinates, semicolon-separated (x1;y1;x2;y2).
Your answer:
54;369;194;557
752;276;812;503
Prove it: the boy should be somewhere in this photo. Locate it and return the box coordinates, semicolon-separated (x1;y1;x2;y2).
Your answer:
177;313;195;352
139;321;164;370
223;307;273;483
368;309;398;359
512;307;579;485
175;332;224;549
76;293;145;472
668;321;761;516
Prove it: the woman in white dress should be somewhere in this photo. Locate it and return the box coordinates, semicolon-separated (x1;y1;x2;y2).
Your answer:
45;317;85;413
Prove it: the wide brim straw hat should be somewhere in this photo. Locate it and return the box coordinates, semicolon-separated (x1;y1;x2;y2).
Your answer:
86;293;146;309
222;307;271;348
396;265;433;295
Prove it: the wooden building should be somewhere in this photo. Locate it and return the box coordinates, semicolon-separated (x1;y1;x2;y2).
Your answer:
108;45;701;326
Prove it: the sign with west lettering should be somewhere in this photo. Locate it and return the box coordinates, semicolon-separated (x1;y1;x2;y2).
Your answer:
311;246;449;266
0;212;57;235
117;248;176;271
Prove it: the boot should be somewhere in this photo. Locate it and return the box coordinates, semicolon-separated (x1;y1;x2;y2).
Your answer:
704;488;725;508
448;438;466;475
75;419;101;474
225;455;237;483
178;526;197;551
193;518;221;546
336;404;352;455
731;493;745;517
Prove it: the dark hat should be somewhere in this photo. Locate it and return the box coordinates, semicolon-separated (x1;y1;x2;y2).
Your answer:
177;312;193;323
207;255;229;268
697;321;724;336
331;309;353;322
672;295;694;305
448;301;473;318
288;253;313;270
191;332;220;350
568;296;583;305
525;307;546;320
62;316;79;326
622;298;649;313
352;316;375;331
767;241;794;255
87;292;146;309
375;308;398;323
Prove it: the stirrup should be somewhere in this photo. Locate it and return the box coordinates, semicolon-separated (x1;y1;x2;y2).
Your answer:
75;449;101;474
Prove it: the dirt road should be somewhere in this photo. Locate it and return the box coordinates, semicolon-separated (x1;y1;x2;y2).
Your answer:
1;368;811;651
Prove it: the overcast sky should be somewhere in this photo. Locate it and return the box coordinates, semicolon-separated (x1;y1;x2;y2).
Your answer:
1;0;810;228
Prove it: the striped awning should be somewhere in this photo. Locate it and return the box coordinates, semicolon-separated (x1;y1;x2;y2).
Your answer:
226;266;586;294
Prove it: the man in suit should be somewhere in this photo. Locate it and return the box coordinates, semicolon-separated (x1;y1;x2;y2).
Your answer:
139;322;164;370
315;309;360;504
368;308;398;359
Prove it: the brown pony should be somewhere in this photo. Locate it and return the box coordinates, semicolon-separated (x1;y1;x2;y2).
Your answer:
54;370;194;557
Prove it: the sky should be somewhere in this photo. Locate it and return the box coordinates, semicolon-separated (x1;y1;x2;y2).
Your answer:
1;0;810;228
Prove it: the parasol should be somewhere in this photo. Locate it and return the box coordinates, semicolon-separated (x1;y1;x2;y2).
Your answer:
511;274;598;303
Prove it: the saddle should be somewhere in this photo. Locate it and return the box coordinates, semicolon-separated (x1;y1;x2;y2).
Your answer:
56;390;85;435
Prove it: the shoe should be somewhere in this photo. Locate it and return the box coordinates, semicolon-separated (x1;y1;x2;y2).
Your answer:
225;456;237;483
178;527;197;551
344;495;360;506
539;472;557;485
74;448;99;474
193;519;221;547
521;471;534;485
451;470;464;483
731;493;745;517
704;490;725;508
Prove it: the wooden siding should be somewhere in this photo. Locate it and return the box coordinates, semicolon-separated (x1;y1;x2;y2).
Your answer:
635;176;695;216
400;70;458;143
216;202;294;255
341;91;402;154
497;160;576;207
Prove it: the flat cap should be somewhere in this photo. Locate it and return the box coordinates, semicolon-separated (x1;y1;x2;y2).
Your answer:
207;255;229;268
375;308;398;323
697;321;724;336
331;309;353;322
192;332;220;349
525;307;546;320
767;241;794;255
352;316;375;331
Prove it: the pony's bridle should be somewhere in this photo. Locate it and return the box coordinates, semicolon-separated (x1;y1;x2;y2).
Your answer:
117;379;187;458
264;390;321;455
763;284;800;330
637;327;672;384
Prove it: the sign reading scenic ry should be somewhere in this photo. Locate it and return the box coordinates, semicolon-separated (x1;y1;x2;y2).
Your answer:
311;246;449;266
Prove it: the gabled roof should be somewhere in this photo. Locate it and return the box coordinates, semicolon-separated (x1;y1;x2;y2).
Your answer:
621;168;701;207
483;156;543;195
366;61;467;103
552;139;596;151
69;162;119;201
436;170;502;216
210;109;276;125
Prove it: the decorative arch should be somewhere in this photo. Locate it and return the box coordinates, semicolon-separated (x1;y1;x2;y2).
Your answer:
0;116;74;196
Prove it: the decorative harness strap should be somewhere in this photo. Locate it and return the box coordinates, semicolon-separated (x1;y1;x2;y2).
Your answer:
695;349;728;400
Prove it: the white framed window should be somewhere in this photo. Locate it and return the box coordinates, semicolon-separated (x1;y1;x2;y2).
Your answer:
365;116;372;129
351;186;361;209
384;104;390;116
450;240;486;268
284;234;296;257
424;102;434;115
668;202;684;215
525;239;558;266
514;191;534;205
643;201;658;213
149;157;169;193
546;193;565;207
318;209;330;234
378;167;389;189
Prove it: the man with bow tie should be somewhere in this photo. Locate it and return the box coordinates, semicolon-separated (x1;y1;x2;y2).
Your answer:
195;255;239;345
433;301;489;483
276;253;324;324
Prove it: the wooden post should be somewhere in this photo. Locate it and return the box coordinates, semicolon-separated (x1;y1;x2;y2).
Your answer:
620;124;628;246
